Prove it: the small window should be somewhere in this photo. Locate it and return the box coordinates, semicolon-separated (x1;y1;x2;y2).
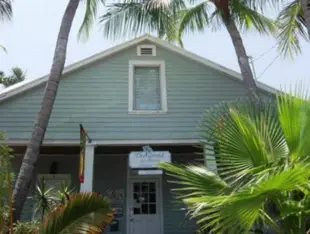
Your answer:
129;61;167;114
137;45;156;56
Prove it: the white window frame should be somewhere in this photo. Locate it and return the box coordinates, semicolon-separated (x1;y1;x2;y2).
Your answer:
137;44;156;56
128;60;167;114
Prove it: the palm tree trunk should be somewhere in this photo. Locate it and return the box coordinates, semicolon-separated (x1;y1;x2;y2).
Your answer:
301;0;310;37
225;20;259;100
11;0;80;222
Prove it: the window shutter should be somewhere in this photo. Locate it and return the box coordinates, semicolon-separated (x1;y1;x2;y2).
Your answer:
134;67;161;110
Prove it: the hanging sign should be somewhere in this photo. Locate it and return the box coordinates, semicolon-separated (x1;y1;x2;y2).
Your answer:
129;146;171;169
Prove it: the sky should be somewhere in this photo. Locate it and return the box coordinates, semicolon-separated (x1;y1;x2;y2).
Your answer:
0;0;310;91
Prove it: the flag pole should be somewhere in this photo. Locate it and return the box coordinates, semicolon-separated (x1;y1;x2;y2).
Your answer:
79;124;92;143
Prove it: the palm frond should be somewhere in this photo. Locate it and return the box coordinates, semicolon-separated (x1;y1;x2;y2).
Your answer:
158;162;231;197
39;192;113;234
201;100;287;185
276;85;310;161
11;67;26;82
78;0;105;41
99;0;186;41
276;0;308;58
168;164;310;233
0;0;12;21
231;1;276;35
176;2;210;47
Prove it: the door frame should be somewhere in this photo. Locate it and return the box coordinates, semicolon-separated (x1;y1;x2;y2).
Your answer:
126;166;164;234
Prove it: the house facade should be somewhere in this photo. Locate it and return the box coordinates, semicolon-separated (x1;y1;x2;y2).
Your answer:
0;35;275;234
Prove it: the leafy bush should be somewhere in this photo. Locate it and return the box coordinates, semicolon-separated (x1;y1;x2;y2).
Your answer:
14;221;39;234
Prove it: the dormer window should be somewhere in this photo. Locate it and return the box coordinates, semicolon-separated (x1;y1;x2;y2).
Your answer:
128;60;167;114
137;45;156;56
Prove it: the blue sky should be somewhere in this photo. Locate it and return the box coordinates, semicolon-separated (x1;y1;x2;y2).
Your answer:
0;0;309;90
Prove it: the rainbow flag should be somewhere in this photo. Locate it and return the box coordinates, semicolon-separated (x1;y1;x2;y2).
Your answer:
79;125;86;183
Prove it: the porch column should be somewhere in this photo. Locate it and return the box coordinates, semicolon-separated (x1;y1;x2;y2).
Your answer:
203;143;217;172
80;143;95;192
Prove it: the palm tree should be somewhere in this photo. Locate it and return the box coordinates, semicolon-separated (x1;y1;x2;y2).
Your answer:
0;67;26;87
159;88;310;233
100;0;276;100
11;0;104;222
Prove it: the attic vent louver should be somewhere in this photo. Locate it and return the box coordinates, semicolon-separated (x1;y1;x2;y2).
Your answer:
137;45;156;56
140;47;153;55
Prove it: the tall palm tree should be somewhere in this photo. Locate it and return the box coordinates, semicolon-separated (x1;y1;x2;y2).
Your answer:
11;0;104;222
100;0;276;99
159;88;310;233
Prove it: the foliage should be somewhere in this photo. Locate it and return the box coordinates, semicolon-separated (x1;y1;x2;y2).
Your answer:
39;192;114;234
2;190;113;234
0;67;26;87
56;182;75;206
0;0;12;21
159;87;310;233
32;180;75;221
78;0;105;41
0;132;14;232
100;0;276;46
32;180;58;221
0;133;13;207
249;0;309;58
276;0;309;58
14;220;40;234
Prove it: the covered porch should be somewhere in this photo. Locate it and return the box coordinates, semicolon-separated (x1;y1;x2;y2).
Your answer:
11;143;204;234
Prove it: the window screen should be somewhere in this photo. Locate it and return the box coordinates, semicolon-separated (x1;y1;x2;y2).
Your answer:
134;66;161;110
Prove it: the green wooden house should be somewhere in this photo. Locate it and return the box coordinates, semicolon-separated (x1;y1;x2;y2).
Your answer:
0;34;275;234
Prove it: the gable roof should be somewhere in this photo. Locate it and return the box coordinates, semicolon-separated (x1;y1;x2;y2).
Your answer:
0;34;276;102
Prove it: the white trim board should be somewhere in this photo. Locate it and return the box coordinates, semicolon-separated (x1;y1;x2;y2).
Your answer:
3;139;201;146
0;34;277;103
128;60;168;114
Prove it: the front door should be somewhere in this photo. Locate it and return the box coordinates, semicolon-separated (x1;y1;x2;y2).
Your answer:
129;178;162;234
